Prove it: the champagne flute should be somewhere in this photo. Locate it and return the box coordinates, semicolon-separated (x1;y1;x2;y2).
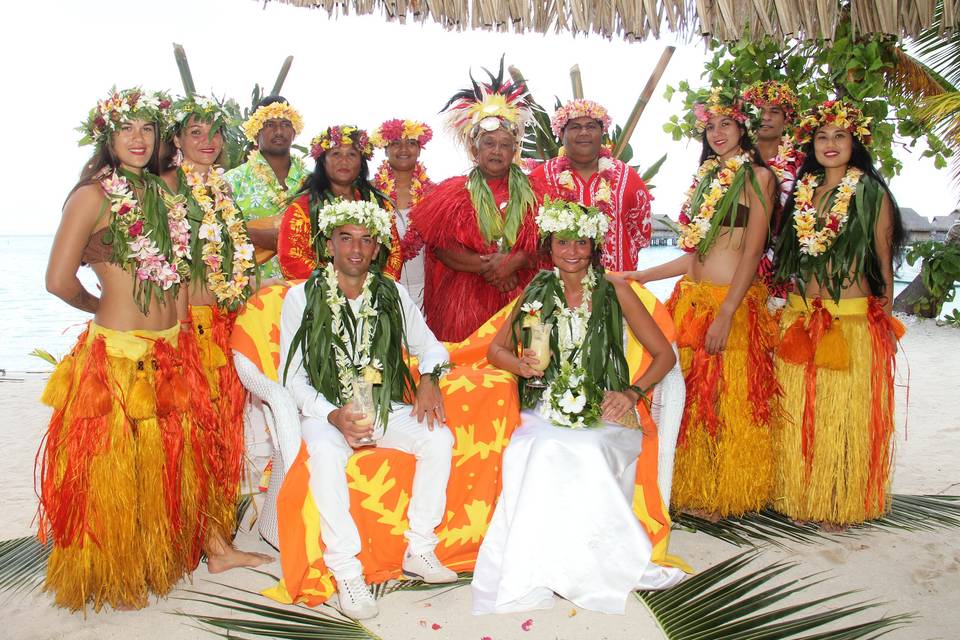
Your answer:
525;321;552;389
351;376;378;446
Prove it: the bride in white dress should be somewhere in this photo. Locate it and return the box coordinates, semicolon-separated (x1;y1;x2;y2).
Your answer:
471;199;686;615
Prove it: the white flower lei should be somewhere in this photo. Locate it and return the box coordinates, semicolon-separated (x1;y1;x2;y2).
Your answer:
536;197;609;244
323;263;383;400
316;199;393;249
540;267;599;429
182;161;257;308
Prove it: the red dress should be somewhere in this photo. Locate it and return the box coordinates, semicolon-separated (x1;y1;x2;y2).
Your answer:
408;175;542;342
529;156;651;271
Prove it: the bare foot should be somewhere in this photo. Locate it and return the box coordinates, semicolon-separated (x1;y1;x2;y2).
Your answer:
207;546;274;574
819;521;848;533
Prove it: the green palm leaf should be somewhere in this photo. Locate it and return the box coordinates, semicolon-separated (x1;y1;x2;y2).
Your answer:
175;583;383;639
0;536;50;598
673;494;960;547
370;572;472;599
637;550;913;639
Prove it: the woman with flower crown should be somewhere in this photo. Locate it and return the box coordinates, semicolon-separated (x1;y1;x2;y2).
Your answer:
772;100;904;528
161;95;273;571
277;124;402;280
628;88;779;520
39;88;204;611
372;118;435;309
471;199;686;615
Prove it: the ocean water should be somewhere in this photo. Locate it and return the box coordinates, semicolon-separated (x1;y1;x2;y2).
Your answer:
0;237;955;373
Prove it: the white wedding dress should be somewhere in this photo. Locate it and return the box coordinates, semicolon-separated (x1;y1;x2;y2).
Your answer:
471;408;685;615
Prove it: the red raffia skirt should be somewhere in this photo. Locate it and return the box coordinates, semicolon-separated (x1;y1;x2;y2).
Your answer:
181;305;246;543
772;294;903;524
667;277;780;517
37;323;205;611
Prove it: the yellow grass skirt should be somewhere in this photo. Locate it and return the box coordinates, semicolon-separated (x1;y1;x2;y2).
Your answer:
37;323;203;611
667;278;780;517
182;305;246;543
772;295;901;524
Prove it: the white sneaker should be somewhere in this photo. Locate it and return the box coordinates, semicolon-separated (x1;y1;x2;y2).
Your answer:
335;575;378;620
402;549;458;583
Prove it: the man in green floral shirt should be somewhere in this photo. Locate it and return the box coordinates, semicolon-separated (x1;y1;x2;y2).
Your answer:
226;96;309;278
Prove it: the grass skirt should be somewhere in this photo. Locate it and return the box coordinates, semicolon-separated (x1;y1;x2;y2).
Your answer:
772;295;900;524
37;323;203;611
667;278;780;517
183;305;246;543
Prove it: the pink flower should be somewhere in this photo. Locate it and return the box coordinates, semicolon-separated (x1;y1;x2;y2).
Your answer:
521;619;533;631
431;623;442;630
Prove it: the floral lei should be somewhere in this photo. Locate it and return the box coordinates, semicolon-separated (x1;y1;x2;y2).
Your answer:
249;150;293;210
766;136;802;187
285;263;416;431
792;167;863;257
102;170;190;312
551;147;617;217
323;262;381;399
373;160;432;208
540;267;604;429
677;152;752;254
181;160;257;310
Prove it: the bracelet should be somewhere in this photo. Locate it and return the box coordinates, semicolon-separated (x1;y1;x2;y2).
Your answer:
628;384;650;401
423;362;452;382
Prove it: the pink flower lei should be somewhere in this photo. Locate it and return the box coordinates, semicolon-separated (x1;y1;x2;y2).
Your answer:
551;147;617;217
101;171;190;308
371;119;433;148
373;160;432;208
550;99;612;138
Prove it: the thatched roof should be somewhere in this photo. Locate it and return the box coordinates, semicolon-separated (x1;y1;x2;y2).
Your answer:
901;207;934;232
266;1;958;43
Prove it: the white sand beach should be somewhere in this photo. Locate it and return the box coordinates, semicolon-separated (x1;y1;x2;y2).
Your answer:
1;315;958;640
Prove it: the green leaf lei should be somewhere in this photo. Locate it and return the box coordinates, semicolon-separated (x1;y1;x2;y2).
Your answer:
467;163;537;251
775;173;885;303
283;266;416;430
511;268;632;423
686;160;767;258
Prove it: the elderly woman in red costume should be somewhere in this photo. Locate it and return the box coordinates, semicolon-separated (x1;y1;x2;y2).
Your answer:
407;59;543;342
371;118;435;309
40;88;202;611
277;125;402;280
529;99;653;271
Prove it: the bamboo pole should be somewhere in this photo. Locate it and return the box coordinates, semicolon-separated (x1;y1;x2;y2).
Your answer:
612;45;674;159
271;56;295;96
173;43;196;96
570;64;584;99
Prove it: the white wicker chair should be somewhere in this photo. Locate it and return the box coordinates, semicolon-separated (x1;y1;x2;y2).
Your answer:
233;352;303;549
648;348;685;511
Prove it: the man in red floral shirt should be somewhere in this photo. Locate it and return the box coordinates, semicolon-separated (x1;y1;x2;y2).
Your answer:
529;99;652;272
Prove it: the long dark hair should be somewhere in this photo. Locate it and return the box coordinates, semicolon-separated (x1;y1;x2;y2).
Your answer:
69;122;162;199
784;136;905;297
299;153;373;202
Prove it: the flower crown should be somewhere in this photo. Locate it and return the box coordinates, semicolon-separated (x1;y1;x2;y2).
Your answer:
742;81;800;119
442;58;532;148
550;99;612;138
168;94;232;137
371;119;433;148
78;87;172;147
241;101;304;142
310;125;373;160
315;199;393;249
794;100;873;146
536;196;609;244
693;88;748;134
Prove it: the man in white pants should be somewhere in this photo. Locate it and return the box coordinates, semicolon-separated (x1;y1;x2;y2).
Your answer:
279;201;456;620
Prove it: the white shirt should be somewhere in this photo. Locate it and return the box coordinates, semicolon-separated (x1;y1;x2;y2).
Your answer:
279;277;450;422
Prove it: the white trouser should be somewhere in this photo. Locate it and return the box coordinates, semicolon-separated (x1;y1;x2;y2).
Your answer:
302;406;454;581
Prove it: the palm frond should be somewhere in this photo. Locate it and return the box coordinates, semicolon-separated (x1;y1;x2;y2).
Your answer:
637;550;914;639
175;583;382;639
0;536;50;598
910;2;960;88
886;47;952;99
235;493;254;535
370;572;473;599
674;494;960;547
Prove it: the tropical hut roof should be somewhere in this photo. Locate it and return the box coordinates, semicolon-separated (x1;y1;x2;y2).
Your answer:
266;0;959;42
901;207;935;233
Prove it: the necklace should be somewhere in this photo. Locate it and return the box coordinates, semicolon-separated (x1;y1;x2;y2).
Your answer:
792;167;863;257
